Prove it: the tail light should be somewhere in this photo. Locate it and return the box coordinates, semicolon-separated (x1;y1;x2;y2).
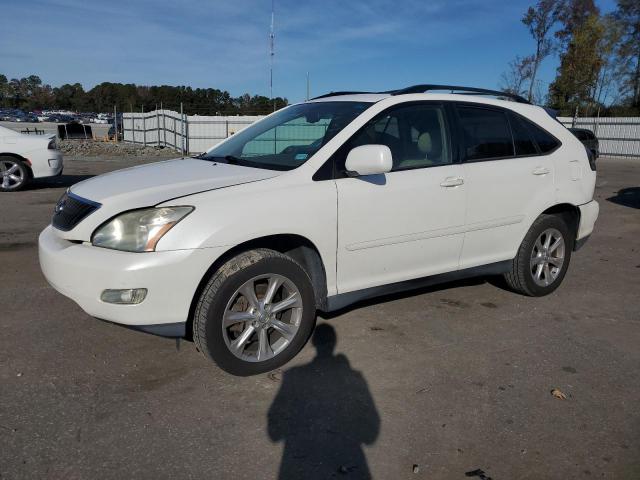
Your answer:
585;146;596;171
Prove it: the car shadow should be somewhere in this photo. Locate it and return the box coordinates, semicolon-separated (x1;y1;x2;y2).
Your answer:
607;187;640;209
28;174;95;190
268;324;380;479
320;276;489;319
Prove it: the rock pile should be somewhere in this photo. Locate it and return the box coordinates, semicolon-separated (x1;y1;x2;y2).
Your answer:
59;140;180;158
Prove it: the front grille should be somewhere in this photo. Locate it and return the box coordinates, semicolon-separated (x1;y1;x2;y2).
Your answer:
52;192;101;231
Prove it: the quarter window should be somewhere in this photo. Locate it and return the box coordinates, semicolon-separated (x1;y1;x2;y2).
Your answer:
457;106;514;161
508;112;538;156
523;118;561;153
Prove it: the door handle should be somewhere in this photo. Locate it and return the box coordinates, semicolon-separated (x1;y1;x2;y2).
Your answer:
440;177;464;187
532;166;550;175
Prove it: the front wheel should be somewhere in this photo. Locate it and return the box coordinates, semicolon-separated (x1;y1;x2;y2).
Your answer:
504;214;573;297
193;249;317;376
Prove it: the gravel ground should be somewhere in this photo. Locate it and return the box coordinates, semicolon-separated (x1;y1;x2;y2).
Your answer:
0;155;639;480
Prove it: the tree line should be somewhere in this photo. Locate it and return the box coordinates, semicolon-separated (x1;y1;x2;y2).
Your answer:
0;75;288;115
502;0;639;116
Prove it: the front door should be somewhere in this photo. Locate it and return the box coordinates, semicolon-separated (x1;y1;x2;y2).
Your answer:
334;102;466;294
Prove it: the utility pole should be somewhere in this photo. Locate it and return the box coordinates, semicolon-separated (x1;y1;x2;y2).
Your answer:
270;0;275;112
306;72;310;101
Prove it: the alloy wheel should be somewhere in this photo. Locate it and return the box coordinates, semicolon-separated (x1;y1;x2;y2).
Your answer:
0;159;25;190
222;274;303;362
530;228;565;287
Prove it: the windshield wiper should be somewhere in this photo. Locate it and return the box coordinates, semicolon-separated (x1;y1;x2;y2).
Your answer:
222;155;242;165
201;154;243;165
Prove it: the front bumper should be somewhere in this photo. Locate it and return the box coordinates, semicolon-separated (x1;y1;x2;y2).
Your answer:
38;225;227;333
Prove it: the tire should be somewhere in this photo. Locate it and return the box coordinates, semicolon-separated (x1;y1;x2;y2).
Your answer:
193;248;317;376
504;214;574;297
0;156;29;192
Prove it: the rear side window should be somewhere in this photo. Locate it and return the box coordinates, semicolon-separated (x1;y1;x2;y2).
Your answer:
457;106;514;161
508;112;537;156
524;118;561;153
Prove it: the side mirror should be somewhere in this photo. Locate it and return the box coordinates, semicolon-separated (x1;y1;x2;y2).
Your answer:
345;144;393;176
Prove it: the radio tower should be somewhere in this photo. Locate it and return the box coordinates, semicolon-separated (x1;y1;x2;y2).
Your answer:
270;0;275;112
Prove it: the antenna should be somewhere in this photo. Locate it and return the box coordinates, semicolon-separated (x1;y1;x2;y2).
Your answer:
306;72;310;101
270;0;275;112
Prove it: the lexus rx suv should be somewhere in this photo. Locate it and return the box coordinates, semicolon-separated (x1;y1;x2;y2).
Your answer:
39;85;599;375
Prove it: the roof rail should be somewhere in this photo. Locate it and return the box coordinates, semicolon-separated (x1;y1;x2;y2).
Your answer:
310;91;373;100
389;84;531;104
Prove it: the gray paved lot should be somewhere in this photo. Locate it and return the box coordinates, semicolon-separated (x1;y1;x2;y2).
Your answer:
1;154;639;479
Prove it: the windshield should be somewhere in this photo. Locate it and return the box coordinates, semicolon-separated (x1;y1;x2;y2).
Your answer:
201;101;372;170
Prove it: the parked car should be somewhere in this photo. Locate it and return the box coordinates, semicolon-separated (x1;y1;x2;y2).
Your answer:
0;125;63;191
568;127;599;158
39;84;599;375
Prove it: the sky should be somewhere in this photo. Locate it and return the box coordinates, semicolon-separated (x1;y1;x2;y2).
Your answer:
0;0;619;103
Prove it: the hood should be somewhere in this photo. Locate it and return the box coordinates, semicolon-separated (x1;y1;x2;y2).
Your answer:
71;157;280;205
57;158;281;240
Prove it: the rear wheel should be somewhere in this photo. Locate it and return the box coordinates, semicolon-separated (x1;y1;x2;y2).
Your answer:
193;249;317;376
0;157;29;192
504;214;573;296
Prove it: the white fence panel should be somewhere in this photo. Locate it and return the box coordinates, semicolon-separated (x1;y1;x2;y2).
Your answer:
122;110;262;154
186;115;262;153
558;116;640;158
124;111;640;158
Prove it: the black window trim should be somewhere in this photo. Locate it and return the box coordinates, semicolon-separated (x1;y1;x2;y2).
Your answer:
452;102;562;164
312;100;458;181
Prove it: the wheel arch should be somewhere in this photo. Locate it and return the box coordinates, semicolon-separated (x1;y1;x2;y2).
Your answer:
0;152;34;178
185;233;328;340
540;203;580;243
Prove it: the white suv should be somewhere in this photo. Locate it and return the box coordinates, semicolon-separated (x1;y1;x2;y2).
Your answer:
39;85;599;375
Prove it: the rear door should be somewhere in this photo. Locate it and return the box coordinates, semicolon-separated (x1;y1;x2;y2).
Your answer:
455;104;557;268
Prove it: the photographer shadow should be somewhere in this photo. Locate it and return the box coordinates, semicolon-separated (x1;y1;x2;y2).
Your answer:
268;324;380;479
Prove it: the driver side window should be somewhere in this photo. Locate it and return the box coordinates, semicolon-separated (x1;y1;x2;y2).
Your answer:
334;103;452;176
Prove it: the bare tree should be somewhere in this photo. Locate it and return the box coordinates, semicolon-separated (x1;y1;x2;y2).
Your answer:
593;14;624;107
522;0;558;102
500;56;534;97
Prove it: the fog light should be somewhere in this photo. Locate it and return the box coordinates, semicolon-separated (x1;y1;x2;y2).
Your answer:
101;288;147;304
48;159;60;168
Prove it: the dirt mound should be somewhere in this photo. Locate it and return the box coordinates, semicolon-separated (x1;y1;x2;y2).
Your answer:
59;140;180;158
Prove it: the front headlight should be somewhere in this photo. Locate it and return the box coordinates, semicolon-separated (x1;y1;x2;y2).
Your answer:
92;206;194;252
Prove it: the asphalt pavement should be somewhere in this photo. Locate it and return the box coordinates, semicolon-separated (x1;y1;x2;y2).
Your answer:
1;154;639;479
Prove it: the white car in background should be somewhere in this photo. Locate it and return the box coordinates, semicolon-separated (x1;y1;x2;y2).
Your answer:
39;84;599;375
0;125;63;191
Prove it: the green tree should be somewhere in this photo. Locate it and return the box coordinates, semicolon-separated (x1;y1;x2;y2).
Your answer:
554;0;600;47
0;74;8;107
549;14;605;114
52;83;86;111
613;0;640;109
